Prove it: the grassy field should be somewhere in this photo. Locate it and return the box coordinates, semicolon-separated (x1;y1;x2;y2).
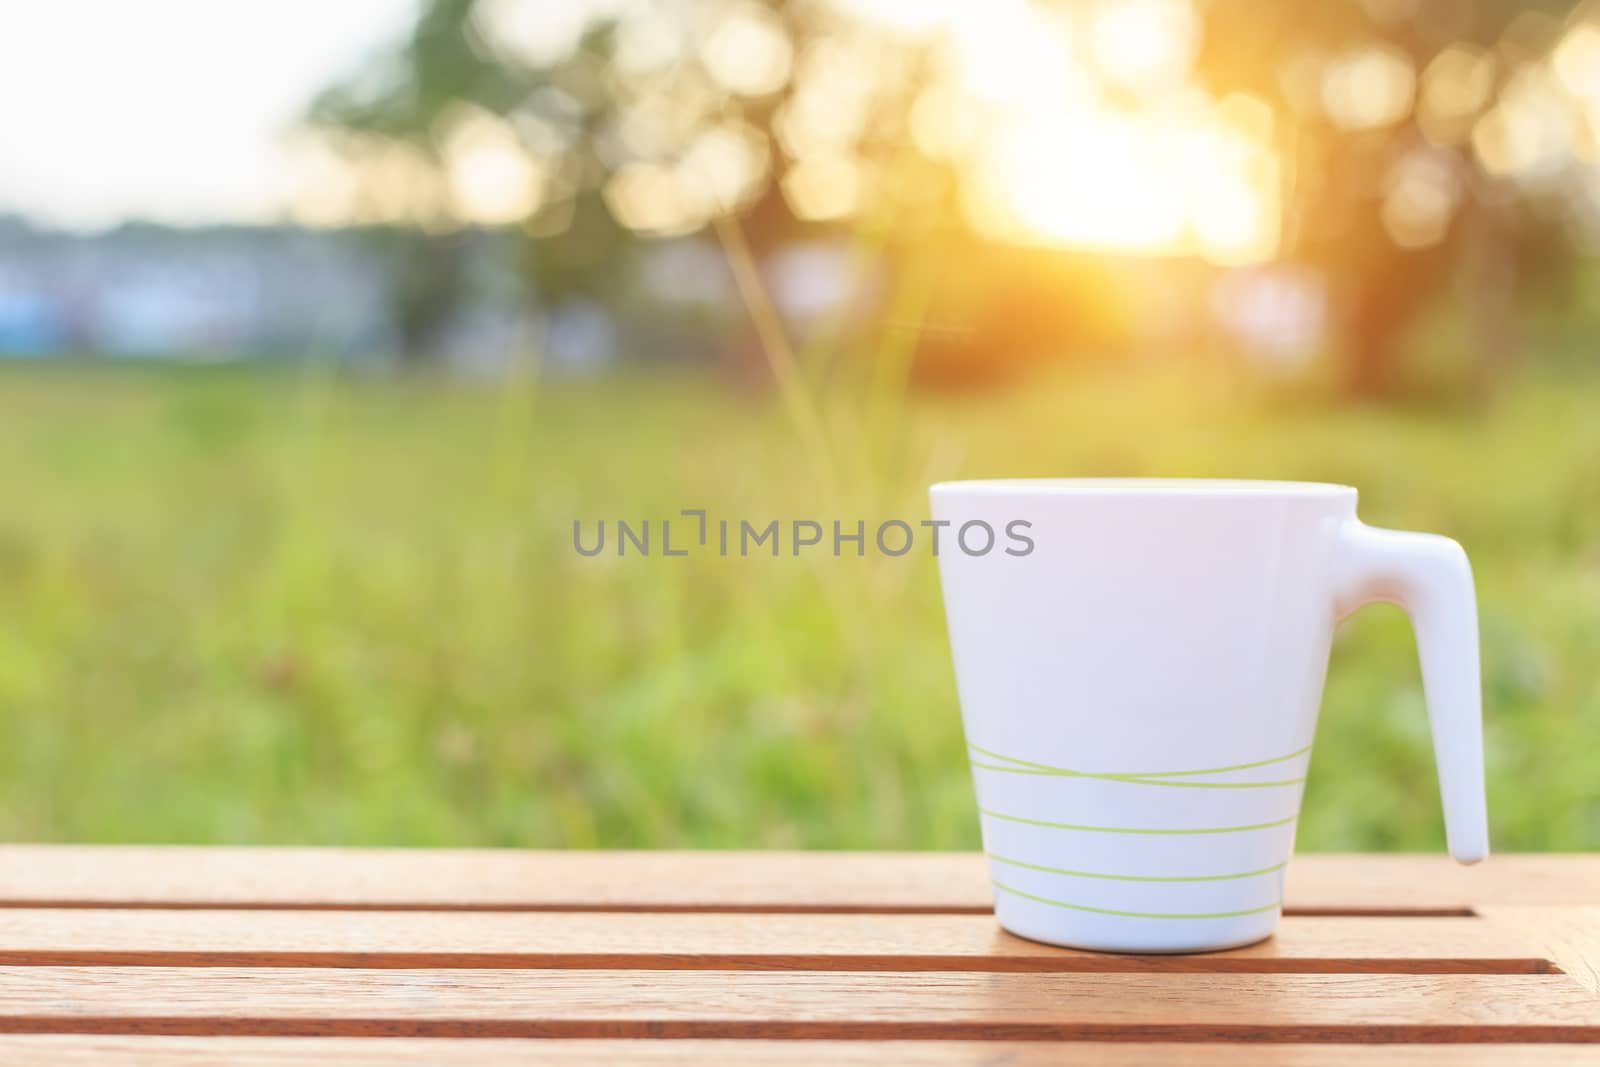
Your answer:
0;361;1595;851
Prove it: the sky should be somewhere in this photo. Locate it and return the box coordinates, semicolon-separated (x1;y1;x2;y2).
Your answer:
0;0;417;230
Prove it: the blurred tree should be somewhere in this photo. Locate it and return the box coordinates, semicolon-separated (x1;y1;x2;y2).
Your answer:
307;0;633;361
1196;0;1586;395
304;0;947;371
305;0;1598;393
307;0;503;360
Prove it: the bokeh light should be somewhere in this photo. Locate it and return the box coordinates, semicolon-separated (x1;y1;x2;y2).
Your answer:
700;2;794;97
442;107;548;225
1321;45;1417;130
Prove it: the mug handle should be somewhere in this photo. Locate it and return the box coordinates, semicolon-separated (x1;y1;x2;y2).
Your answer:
1333;520;1489;863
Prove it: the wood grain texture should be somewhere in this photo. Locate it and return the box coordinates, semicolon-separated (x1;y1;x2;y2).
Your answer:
0;1037;1597;1066
0;909;1553;974
0;849;987;912
1482;908;1600;994
0;968;1594;1041
1284;856;1600;913
0;849;1594;912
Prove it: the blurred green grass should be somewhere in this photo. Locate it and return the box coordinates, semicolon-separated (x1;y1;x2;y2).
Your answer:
0;362;1595;851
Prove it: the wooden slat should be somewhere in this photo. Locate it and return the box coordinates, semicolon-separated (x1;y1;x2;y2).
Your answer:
0;1037;1596;1065
0;849;1594;912
1482;908;1600;994
0;968;1594;1041
0;848;985;912
1285;857;1600;913
0;910;1553;974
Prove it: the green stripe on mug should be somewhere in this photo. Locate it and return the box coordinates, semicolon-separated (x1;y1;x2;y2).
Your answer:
989;853;1287;882
979;806;1298;834
968;741;1313;783
991;878;1283;919
970;760;1306;788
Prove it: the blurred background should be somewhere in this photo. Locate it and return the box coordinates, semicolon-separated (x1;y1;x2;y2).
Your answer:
0;0;1596;850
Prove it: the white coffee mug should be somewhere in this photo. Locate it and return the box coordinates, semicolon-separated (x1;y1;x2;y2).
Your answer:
930;479;1487;954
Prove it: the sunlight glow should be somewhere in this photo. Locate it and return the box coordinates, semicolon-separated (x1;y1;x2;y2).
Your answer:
1088;0;1199;93
951;3;1091;106
865;0;1282;263
961;98;1279;263
864;0;1275;264
843;0;959;36
972;112;1186;250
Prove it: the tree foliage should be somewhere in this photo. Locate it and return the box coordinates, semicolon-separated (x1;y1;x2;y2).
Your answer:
305;0;1594;391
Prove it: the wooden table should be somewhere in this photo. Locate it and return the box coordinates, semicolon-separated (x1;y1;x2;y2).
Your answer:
0;850;1595;1063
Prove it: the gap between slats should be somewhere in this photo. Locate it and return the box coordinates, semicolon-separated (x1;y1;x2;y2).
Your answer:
0;969;1593;1043
0;911;1555;975
2;1020;1598;1042
0;900;1477;917
4;1037;1600;1064
0;951;1554;974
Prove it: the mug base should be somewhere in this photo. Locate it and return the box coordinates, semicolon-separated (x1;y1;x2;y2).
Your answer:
995;896;1279;955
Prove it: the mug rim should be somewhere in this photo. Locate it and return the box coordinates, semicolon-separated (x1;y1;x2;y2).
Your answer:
930;478;1357;498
